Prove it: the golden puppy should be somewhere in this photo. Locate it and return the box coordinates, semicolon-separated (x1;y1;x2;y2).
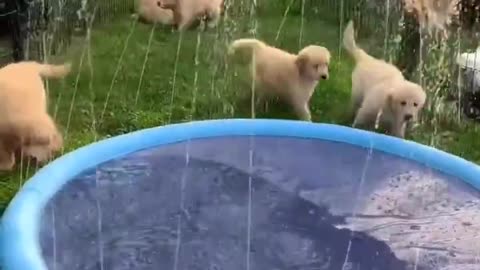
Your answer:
343;21;426;138
159;0;223;30
403;0;458;35
136;0;174;25
228;38;330;121
0;61;70;170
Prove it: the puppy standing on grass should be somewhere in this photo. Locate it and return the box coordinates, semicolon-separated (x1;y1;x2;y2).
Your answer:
135;0;174;25
0;61;71;170
228;38;331;121
343;21;426;138
159;0;223;30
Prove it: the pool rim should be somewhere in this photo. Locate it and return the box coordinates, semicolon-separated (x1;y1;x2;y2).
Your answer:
2;119;480;270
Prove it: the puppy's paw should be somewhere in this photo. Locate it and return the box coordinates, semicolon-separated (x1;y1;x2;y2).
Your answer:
0;152;15;171
130;13;139;20
207;21;217;29
0;164;14;171
301;115;312;122
207;16;220;29
227;45;237;56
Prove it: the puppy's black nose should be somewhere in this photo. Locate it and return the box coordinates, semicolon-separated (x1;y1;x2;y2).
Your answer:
404;114;413;121
321;75;328;80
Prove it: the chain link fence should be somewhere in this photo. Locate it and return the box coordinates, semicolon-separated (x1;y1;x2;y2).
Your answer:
0;0;134;65
2;0;480;121
0;0;408;66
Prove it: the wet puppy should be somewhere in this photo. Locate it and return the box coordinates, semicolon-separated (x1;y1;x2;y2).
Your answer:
343;21;426;138
159;0;223;30
228;38;330;121
404;0;458;36
136;0;174;25
0;61;70;170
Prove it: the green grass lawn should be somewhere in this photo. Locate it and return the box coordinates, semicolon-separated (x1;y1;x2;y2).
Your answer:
1;11;480;211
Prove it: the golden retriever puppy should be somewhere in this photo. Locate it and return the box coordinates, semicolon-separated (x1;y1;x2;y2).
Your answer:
343;21;426;138
136;0;174;25
403;0;458;36
159;0;223;30
0;61;70;170
228;38;331;121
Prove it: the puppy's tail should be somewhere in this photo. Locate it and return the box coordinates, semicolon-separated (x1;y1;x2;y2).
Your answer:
343;21;369;62
36;62;72;79
228;38;265;56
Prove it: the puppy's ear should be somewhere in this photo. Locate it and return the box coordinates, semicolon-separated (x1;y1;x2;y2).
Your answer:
22;131;51;146
22;118;57;147
295;54;309;75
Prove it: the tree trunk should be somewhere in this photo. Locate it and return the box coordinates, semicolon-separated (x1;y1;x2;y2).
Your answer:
396;10;420;80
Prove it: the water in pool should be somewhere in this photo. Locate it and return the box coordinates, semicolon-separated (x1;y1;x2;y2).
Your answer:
39;137;480;270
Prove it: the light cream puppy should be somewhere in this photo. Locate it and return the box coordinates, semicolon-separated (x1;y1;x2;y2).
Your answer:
136;0;174;25
228;38;330;121
160;0;223;30
0;61;70;170
343;21;426;138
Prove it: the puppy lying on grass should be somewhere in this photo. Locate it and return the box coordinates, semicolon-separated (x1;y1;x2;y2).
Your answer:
228;38;330;121
0;61;71;170
136;0;174;25
343;21;426;138
159;0;223;30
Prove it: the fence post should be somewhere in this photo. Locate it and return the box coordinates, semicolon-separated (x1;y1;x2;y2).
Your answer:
8;0;25;61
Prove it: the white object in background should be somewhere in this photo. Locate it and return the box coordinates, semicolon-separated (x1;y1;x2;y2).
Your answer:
457;47;480;70
457;47;480;92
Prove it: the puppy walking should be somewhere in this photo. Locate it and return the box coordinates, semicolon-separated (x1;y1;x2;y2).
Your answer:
159;0;223;30
229;38;330;121
0;61;71;170
136;0;174;25
343;21;426;138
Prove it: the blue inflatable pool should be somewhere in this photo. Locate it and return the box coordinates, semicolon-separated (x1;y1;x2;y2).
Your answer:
2;119;480;270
